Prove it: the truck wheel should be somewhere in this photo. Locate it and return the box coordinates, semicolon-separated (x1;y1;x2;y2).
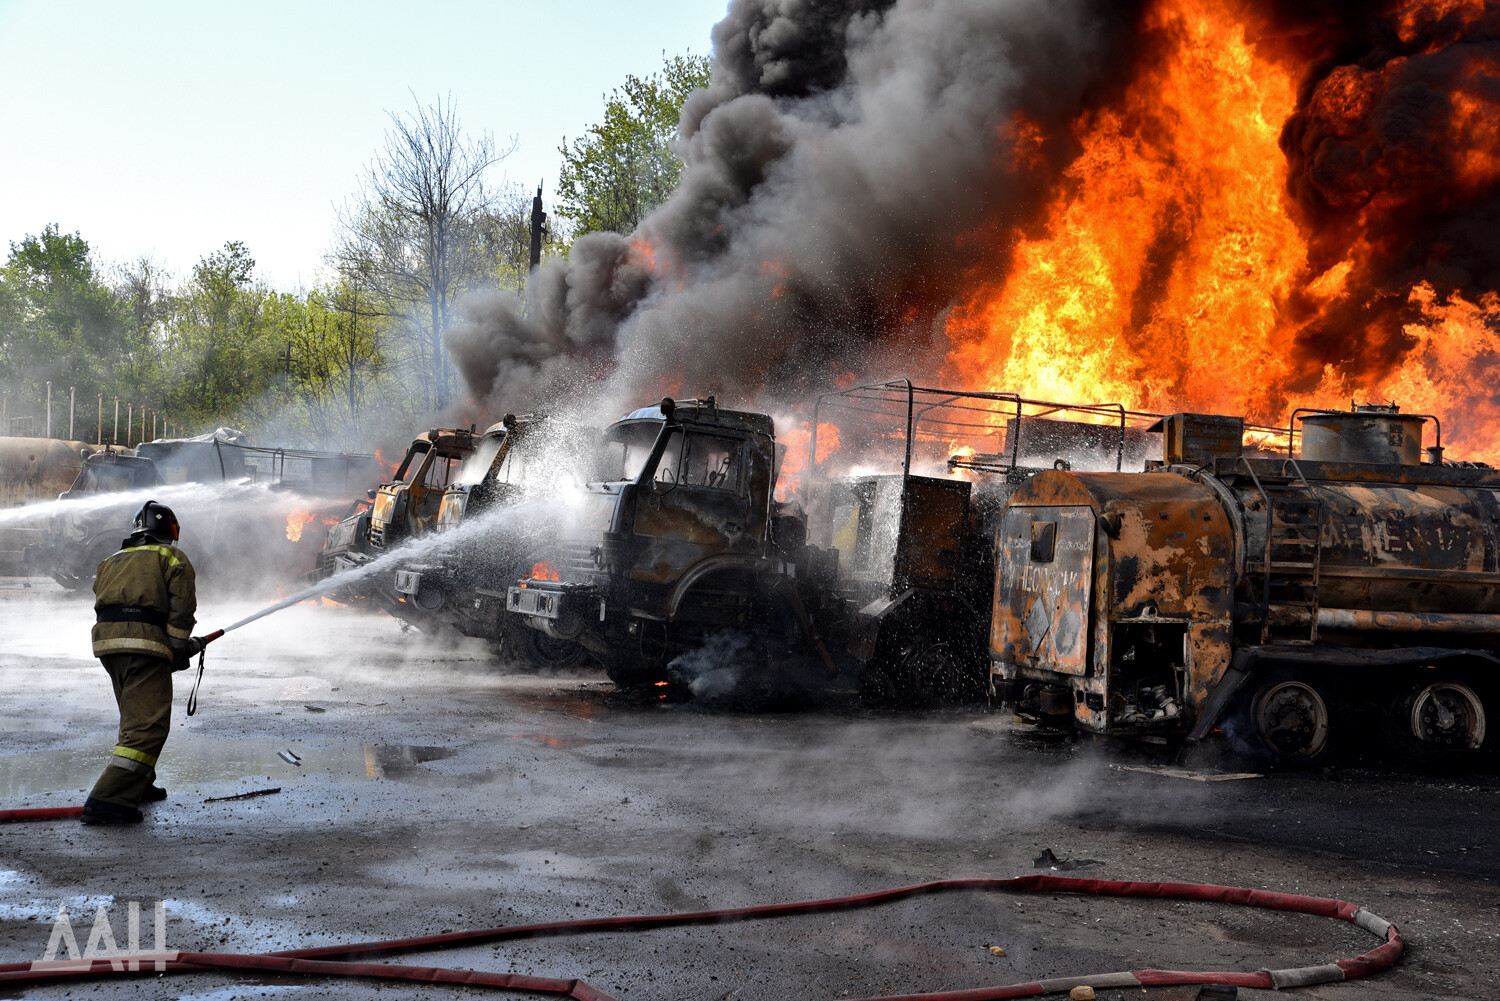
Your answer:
879;632;986;708
521;630;587;672
1249;674;1341;767
1388;679;1487;755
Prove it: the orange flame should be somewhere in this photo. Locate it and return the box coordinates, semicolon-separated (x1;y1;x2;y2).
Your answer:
285;510;317;542
938;0;1500;458
774;421;843;502
373;448;398;480
529;560;562;581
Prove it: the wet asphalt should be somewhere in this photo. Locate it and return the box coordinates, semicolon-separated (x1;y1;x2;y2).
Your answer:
0;585;1496;1000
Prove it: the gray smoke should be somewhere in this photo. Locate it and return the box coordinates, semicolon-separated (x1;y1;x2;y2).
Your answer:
447;0;1139;414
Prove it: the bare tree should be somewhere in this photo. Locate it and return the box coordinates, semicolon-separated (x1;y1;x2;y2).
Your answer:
333;94;516;410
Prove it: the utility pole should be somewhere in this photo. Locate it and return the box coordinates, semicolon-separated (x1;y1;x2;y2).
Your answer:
113;397;120;445
69;386;75;440
529;181;547;273
1;391;7;434
45;382;52;438
126;403;133;447
97;394;102;445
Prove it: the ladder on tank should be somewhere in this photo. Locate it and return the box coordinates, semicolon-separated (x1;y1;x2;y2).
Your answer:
1238;458;1325;644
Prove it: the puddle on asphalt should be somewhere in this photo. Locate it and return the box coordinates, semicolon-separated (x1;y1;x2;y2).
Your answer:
508;733;593;750
504;688;605;720
0;736;456;797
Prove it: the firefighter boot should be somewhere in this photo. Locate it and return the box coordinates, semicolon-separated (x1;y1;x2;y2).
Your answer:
80;797;144;825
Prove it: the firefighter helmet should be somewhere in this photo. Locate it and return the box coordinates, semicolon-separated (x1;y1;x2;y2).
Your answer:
132;500;180;544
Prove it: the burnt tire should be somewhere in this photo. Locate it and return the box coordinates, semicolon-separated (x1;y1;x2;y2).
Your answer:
520;629;588;672
868;628;987;708
1247;672;1345;768
1383;677;1489;760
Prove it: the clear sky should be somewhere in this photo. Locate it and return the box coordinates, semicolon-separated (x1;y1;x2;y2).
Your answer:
0;0;727;288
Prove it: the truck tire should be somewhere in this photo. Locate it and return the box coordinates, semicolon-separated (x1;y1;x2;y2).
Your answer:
1383;675;1488;759
1247;672;1344;767
865;626;986;708
496;619;588;673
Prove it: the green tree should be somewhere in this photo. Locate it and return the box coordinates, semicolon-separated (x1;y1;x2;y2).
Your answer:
556;52;711;239
0;224;129;438
162;241;283;427
283;280;386;447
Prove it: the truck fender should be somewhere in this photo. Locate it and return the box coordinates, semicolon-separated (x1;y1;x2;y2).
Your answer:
664;555;781;618
849;588;917;662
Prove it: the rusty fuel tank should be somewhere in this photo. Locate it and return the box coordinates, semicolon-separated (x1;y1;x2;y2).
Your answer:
1298;404;1427;465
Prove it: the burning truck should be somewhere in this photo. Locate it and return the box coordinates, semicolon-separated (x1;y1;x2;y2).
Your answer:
503;386;1495;764
992;404;1497;765
315;426;479;615
314;418;595;670
505;385;1163;701
387;414;596;670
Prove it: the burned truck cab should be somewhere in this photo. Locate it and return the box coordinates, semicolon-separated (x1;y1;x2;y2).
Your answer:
991;468;1236;734
367;428;476;550
507;397;787;685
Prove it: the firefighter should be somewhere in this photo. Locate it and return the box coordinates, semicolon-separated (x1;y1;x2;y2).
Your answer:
82;500;206;825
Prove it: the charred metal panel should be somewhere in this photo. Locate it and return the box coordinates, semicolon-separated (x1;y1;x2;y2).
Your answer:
993;505;1095;676
993;469;1236;727
895;477;970;590
1223;462;1500;617
1150;413;1244;465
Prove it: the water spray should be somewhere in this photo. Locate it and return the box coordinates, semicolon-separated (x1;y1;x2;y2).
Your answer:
182;497;560;711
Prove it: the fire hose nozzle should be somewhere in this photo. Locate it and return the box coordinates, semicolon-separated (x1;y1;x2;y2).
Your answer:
202;629;225;645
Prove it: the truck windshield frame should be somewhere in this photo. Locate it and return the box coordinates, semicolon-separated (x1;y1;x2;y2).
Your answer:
454;435;507;486
591;422;663;484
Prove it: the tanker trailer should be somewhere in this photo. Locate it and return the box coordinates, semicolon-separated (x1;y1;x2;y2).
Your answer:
0;438;99;574
992;406;1496;765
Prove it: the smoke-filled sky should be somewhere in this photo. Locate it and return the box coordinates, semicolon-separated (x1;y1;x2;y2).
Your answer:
448;0;1500;455
0;0;726;288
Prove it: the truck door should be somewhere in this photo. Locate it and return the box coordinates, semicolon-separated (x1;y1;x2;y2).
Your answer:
993;506;1095;676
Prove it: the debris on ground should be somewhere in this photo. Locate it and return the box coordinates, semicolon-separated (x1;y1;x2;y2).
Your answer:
203;788;282;803
1034;848;1103;871
1110;764;1262;782
988;945;1006;956
277;750;302;766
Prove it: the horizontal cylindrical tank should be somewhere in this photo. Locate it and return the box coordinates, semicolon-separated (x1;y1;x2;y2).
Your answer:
1220;462;1500;617
0;438;95;507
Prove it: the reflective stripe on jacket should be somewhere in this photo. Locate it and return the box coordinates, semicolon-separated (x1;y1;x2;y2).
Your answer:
92;540;197;660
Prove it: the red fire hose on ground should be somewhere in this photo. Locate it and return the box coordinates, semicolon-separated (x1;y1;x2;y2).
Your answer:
0;875;1402;998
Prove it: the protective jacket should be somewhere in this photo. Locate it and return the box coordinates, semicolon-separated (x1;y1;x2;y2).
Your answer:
92;536;197;661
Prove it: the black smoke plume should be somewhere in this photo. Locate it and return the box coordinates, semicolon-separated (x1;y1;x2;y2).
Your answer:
447;0;1143;414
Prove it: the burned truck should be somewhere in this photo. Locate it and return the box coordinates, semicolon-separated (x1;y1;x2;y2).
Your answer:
388;415;596;669
991;405;1498;764
805;383;1162;703
29;430;376;590
505;397;819;689
317;426;478;582
506;386;1161;701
